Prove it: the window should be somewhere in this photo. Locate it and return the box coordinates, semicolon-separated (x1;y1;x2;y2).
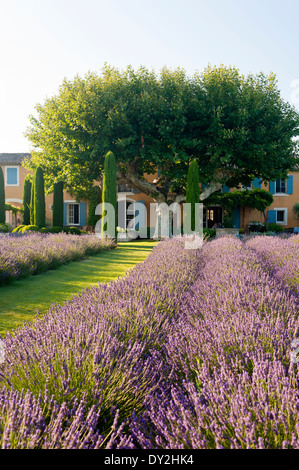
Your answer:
67;203;80;225
274;208;287;225
275;179;286;194
5;166;19;186
126;201;135;229
276;210;285;222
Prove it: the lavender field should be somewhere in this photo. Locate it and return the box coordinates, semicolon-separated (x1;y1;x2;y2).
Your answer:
0;233;115;286
0;235;298;448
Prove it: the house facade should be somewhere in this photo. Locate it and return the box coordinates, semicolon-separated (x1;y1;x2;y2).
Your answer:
1;153;298;231
214;173;299;230
0;153;152;231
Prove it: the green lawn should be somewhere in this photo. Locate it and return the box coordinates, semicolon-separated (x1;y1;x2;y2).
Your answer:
0;240;157;336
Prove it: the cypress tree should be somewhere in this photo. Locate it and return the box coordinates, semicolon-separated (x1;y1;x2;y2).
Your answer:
185;159;200;232
101;151;117;239
87;186;102;228
0;167;5;224
34;167;46;228
30;173;35;225
22;178;31;225
53;181;64;227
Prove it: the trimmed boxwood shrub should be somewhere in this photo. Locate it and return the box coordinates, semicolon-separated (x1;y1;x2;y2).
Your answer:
21;225;39;233
39;227;50;233
267;223;284;233
0;223;12;233
49;226;63;233
12;225;26;233
63;226;81;235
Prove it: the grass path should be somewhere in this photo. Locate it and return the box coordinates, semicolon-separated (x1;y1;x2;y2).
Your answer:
0;240;157;336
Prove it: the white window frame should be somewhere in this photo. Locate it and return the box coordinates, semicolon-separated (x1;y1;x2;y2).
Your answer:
66;201;80;226
274;207;288;225
5;166;19;187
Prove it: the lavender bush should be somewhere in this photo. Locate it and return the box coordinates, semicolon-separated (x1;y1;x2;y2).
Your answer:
0;235;298;448
0;233;115;286
132;236;299;449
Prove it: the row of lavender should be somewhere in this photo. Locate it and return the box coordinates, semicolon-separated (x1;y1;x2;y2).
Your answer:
0;233;115;286
0;235;298;448
133;236;299;448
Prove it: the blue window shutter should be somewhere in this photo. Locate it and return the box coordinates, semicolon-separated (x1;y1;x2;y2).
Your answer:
252;178;261;189
6;168;18;185
233;206;241;228
80;202;87;226
267;210;276;224
287;175;293;195
222;185;229;193
269;181;275;194
63;203;67;225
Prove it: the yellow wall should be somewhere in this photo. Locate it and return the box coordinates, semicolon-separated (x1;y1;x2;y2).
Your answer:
242;173;299;229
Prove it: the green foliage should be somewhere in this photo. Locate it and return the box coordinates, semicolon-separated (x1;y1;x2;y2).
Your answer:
0;223;12;233
87;186;102;227
203;228;216;239
21;225;39;233
63;226;81;235
205;189;273;213
5;203;23;215
293;202;299;220
102;151;117;239
185;160;200;232
22;178;31;225
223;212;236;228
248;221;284;233
267;223;284;233
248;221;266;232
39;227;50;233
34;167;46;228
53;181;64;227
30;174;35;225
49;226;63;233
24;65;299;203
0;167;5;224
12;225;26;233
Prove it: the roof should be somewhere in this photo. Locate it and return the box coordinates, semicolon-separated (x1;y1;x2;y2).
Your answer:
0;153;31;165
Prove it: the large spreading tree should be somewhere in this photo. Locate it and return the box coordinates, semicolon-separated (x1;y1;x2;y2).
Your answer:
24;64;299;204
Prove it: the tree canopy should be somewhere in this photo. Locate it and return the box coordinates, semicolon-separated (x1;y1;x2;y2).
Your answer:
25;64;299;204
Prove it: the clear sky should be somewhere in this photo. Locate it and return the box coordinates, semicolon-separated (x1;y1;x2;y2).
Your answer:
1;0;299;152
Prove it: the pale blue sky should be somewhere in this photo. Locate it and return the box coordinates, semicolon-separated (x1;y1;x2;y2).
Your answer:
0;0;299;152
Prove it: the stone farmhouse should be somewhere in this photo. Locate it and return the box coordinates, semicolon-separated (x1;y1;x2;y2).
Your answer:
0;153;298;232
